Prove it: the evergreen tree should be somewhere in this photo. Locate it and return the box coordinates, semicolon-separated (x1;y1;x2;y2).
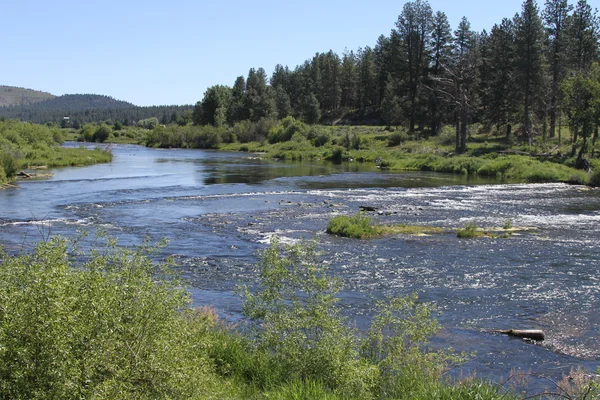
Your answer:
515;0;548;145
199;85;231;127
356;47;378;109
562;63;600;164
340;50;358;109
543;0;573;138
428;11;453;136
319;51;342;113
274;85;292;119
396;0;433;132
302;93;321;124
566;0;600;73
228;76;247;123
486;19;518;135
452;17;479;153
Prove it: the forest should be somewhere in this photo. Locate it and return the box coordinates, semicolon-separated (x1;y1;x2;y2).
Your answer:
190;0;599;157
0;94;193;127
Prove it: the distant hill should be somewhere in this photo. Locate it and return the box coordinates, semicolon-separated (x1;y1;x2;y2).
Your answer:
0;90;193;126
0;86;55;107
25;94;136;111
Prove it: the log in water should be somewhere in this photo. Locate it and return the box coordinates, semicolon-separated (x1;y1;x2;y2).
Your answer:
492;329;546;341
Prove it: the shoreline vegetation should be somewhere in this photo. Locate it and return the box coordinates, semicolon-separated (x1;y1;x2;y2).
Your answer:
0;120;112;186
136;119;598;186
1;235;597;399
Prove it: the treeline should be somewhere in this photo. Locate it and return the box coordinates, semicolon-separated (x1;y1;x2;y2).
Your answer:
0;94;193;127
193;0;599;154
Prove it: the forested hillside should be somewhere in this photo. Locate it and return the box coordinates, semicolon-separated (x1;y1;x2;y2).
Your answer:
0;86;54;107
0;93;193;127
193;0;599;154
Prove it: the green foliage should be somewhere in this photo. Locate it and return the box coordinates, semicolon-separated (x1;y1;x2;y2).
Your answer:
326;213;377;239
435;125;456;145
0;120;111;181
387;130;410;147
0;235;514;399
457;222;481;238
0;237;232;399
0;149;20;179
144;125;222;149
241;239;377;397
135;117;159;130
268;116;309;144
239;239;504;399
199;85;232;127
93;124;112;143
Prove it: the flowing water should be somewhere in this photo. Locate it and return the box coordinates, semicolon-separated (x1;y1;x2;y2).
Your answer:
1;143;599;392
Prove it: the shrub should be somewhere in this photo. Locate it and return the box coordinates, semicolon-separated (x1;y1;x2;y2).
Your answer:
136;117;159;130
240;239;378;397
0;236;227;399
0;149;20;178
457;222;481;238
325;146;346;163
590;169;600;186
93;124;112;143
387;130;410;147
435;125;456;145
326;213;377;239
268;117;308;144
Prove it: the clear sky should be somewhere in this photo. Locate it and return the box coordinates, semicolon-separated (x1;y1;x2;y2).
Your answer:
1;0;589;106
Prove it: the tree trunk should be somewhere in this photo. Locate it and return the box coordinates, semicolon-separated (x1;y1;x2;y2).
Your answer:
492;329;545;341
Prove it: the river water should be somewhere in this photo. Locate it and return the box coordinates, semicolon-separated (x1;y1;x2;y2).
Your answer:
1;143;599;392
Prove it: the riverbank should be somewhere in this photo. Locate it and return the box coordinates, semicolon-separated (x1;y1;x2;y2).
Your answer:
133;120;598;186
0;120;112;185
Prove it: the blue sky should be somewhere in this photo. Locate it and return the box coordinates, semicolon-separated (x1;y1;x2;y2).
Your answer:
1;0;586;106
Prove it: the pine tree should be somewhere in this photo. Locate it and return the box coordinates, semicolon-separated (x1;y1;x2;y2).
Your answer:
452;17;479;153
566;0;600;73
543;0;573;138
428;11;453;136
515;0;548;145
486;19;518;136
395;0;433;133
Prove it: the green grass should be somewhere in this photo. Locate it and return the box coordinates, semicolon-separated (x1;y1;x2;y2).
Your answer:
327;213;445;239
326;213;377;238
457;222;483;239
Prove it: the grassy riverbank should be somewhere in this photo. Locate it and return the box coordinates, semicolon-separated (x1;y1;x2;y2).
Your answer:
139;118;598;186
0;120;112;185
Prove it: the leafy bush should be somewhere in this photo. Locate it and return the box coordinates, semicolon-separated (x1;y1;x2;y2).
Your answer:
268;116;308;144
326;213;377;239
387;130;410;147
241;239;378;397
93;124;112;143
435;125;456;145
0;149;20;178
136;117;159;130
457;222;481;239
589;169;600;186
0;236;229;399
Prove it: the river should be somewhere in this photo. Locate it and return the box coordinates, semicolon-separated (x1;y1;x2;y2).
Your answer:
1;143;599;392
